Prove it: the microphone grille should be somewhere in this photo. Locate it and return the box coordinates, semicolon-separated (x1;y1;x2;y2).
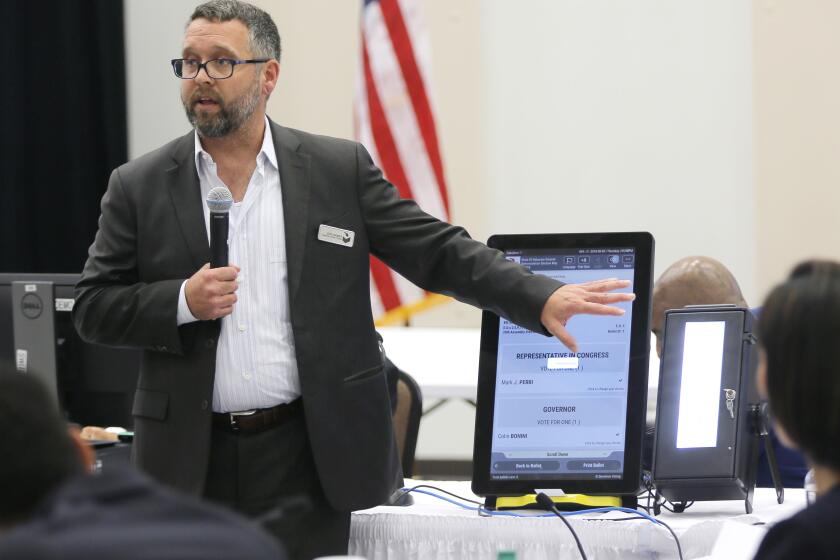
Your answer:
206;186;234;213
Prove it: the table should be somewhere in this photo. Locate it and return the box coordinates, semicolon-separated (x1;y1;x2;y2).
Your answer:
350;480;806;559
377;327;481;402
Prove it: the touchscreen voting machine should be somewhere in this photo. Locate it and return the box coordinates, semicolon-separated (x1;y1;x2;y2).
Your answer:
472;232;654;503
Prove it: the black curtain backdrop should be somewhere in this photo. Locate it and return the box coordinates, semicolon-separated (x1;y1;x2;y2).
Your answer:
1;0;127;273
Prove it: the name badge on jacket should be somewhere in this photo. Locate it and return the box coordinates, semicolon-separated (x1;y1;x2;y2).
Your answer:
318;224;355;248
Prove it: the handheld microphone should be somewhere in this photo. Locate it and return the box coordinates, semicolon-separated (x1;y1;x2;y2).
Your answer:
206;186;233;268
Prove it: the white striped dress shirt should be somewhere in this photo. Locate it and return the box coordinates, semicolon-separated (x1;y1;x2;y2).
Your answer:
176;118;300;412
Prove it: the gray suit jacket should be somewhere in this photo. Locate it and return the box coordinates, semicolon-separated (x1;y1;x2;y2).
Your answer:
73;120;561;511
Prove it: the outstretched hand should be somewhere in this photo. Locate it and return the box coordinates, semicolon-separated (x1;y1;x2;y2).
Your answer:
540;278;635;353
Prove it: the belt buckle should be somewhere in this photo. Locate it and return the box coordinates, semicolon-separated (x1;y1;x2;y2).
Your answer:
228;409;257;432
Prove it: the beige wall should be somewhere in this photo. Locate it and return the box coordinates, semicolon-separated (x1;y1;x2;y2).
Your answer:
125;0;197;157
754;0;840;299
256;1;357;139
481;0;756;308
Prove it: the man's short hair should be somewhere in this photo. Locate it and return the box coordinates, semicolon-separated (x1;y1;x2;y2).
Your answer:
190;0;281;61
0;367;83;524
759;262;840;471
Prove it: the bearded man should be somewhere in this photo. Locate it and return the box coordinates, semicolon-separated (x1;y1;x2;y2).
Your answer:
73;1;634;558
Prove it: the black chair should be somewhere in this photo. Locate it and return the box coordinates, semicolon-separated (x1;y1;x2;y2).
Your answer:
392;368;423;478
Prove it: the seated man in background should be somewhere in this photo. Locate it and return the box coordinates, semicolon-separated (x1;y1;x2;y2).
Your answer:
651;256;747;358
753;261;840;559
0;368;284;560
649;256;807;488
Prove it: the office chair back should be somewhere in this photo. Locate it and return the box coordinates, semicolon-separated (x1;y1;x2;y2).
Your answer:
393;369;422;478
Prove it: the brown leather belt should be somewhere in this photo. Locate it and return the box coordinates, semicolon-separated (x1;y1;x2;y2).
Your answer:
212;399;302;435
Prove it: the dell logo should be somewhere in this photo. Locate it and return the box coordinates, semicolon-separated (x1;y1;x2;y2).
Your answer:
21;293;43;319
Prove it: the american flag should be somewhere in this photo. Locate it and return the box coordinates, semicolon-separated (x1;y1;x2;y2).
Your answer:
355;0;451;325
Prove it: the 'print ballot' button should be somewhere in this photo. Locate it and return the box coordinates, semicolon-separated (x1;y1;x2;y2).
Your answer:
566;460;621;471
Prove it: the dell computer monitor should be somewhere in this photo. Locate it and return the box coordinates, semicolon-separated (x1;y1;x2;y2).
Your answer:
0;273;141;428
472;232;654;497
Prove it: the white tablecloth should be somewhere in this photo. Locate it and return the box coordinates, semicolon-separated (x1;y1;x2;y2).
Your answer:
350;480;806;560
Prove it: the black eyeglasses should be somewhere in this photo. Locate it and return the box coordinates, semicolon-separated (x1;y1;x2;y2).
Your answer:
171;58;270;79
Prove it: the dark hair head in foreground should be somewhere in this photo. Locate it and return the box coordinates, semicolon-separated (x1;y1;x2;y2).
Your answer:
788;258;840;281
758;261;840;471
0;366;85;525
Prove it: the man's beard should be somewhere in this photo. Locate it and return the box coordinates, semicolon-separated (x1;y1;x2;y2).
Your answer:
183;78;261;138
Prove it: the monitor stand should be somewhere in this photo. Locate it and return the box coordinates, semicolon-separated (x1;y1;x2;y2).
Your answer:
484;493;626;512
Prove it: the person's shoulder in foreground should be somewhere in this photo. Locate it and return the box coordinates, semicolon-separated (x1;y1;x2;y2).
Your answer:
753;485;840;560
0;370;284;560
0;465;285;560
